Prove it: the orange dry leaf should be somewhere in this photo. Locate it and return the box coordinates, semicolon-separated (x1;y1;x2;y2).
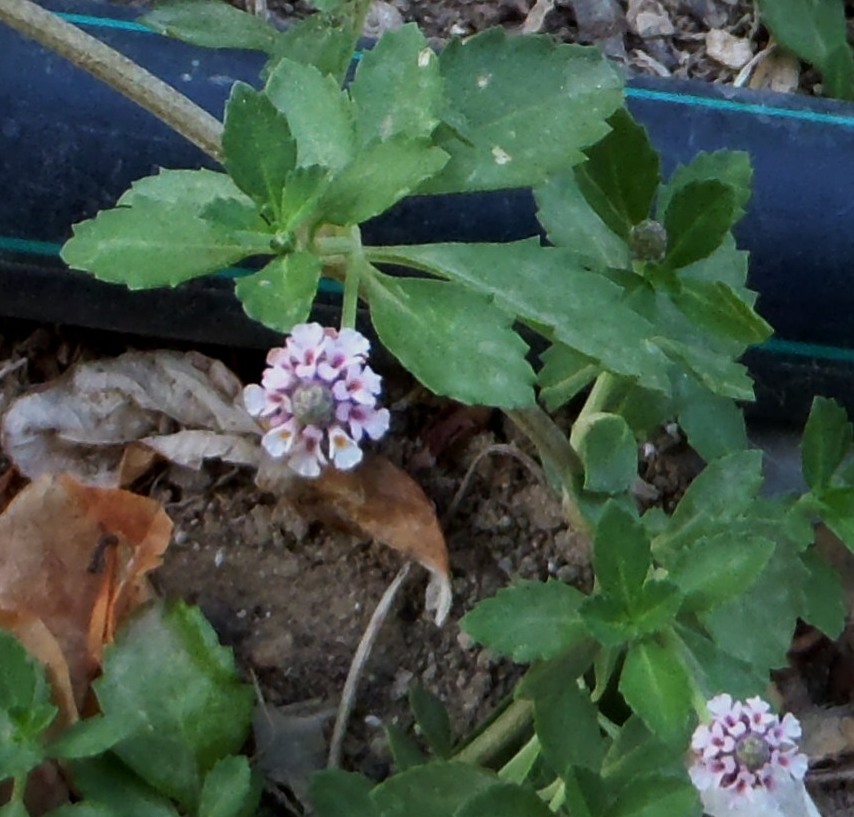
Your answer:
273;454;452;625
0;473;172;712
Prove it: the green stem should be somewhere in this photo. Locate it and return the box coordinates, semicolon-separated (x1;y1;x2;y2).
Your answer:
453;699;533;767
498;734;540;783
0;0;224;161
505;406;589;536
576;371;620;425
341;256;363;331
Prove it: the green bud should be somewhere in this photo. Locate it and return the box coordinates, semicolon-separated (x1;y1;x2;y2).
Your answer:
270;231;296;253
630;219;667;262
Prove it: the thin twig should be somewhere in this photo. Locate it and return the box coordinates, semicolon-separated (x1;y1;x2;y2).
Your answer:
0;0;224;161
442;443;547;528
327;562;411;769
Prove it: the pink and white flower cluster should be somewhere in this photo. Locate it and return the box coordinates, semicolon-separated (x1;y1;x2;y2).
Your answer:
689;694;812;816
244;323;390;478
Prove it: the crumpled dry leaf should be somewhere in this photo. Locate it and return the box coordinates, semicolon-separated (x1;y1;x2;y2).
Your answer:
0;473;172;711
748;46;801;94
627;0;674;38
257;453;452;626
1;350;262;487
706;29;753;70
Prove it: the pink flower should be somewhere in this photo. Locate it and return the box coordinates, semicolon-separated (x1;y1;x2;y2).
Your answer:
244;323;390;478
689;694;814;817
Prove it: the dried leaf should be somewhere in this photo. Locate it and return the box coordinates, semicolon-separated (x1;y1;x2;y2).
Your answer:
749;46;801;93
626;0;674;38
1;350;261;487
0;474;172;708
706;29;754;70
258;453;452;625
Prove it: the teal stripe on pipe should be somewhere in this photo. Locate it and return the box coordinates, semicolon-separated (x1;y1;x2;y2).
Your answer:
57;12;155;34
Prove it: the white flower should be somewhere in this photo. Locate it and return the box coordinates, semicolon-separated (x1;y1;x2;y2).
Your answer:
689;694;821;817
244;323;390;478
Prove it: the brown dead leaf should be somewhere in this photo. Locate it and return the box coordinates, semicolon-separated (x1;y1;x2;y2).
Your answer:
1;350;261;487
0;473;172;709
749;45;801;94
259;453;451;625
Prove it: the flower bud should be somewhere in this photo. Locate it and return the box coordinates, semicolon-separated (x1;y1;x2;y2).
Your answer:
630;219;667;262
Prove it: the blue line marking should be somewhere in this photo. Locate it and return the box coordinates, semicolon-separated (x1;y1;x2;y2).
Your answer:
626;86;854;130
56;12;155;34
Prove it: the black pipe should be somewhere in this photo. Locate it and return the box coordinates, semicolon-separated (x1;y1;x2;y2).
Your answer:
3;1;854;418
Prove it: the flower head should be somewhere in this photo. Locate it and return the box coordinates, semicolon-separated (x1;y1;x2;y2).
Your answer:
244;323;390;478
689;694;812;816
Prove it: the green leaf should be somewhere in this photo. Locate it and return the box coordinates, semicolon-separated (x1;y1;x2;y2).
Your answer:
571;413;638;494
223;84;297;213
199;756;260;817
700;544;807;669
371;762;497;817
800;548;845;638
653;337;754;401
94;601;254;812
317;137;448;225
535;171;630;268
535;683;605;773
266;13;354;80
657;151;752;222
668;533;775;614
802;396;852;491
662;181;737;270
581;582;682;646
311;770;380;817
619;639;692;744
409;685;453;759
677;392;747;461
591;503;650;607
756;0;854;99
140;0;277;52
384;723;427;771
47;713;136;760
678;235;750;290
68;756;181;817
603;775;700;817
808;487;854;551
0;629;56;779
673;280;771;345
351;25;442;145
368;241;671;391
537;343;599;412
0;803;30;817
43;805;114;817
462;580;588;662
266;58;354;171
367;272;535;408
455;783;555;817
234;252;321;333
516;641;599;701
117;169;250;211
575;108;660;237
602;716;685;786
423;29;622;193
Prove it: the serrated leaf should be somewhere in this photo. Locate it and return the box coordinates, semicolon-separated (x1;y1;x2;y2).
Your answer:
199;756;260;817
141;0;278;52
667;533;774;614
318;137;448;225
47;713;136;760
812;487;854;551
535;170;631;268
118;169;250;211
62;202;267;289
422;29;622;193
368;241;671;391
266;13;354;80
619;639;692;745
677;392;747;461
367;272;536;408
654;337;754;401
571;412;638;494
602;716;684;785
603;775;700;817
678;235;750;290
700;544;807;669
662;181;737;270
799;548;845;638
223;84;297;214
311;770;380;817
802;396;852;491
371;762;497;817
657;151;752;222
94;601;254;812
756;0;854;99
534;682;605;773
409;685;453;758
266;58;354;171
456;782;555;817
515;641;599;701
673;280;771;345
537;343;599;412
351;25;442;145
235;252;320;333
461;580;587;662
591;503;650;606
581;582;682;646
575;108;660;238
